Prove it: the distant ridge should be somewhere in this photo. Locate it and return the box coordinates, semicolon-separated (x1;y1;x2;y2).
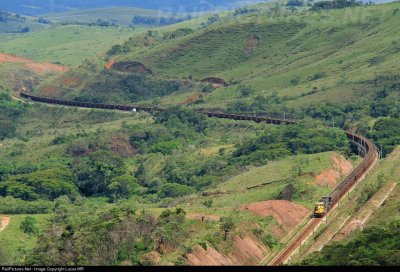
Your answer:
0;0;269;15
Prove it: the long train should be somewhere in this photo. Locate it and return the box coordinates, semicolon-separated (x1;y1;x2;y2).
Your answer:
19;92;378;264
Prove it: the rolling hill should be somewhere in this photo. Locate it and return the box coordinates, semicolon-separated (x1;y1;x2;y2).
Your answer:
0;0;399;267
0;0;270;15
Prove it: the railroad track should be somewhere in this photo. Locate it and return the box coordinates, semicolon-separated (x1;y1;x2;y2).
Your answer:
19;92;378;266
269;132;378;265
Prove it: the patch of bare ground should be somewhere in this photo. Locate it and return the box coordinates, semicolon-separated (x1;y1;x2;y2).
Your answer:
314;153;353;188
105;59;115;70
0;53;69;74
112;61;152;75
242;200;310;233
58;75;82;88
186;233;267;265
109;137;137;158
140;251;161;265
200;77;228;88
41;85;60;96
0;216;10;232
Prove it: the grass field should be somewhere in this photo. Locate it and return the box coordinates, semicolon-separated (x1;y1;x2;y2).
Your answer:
0;25;141;67
42;7;180;26
90;2;400;108
0;214;50;264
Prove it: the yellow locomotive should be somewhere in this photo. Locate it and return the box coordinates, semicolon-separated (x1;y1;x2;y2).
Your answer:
313;196;332;218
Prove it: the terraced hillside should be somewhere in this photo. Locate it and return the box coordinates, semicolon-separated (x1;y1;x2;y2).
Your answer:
27;2;399;123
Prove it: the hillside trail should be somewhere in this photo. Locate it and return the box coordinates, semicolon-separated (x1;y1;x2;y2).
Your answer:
0;216;10;233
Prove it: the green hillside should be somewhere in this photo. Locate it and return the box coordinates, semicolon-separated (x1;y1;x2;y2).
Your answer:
42;7;162;25
0;25;139;67
39;2;400;113
1;0;400;267
0;11;47;33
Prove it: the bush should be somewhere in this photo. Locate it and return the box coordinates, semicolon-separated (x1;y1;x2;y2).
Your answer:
20;216;39;235
310;0;363;11
1;168;79;201
159;183;194;198
71;150;125;196
301;220;400;265
0;196;52;214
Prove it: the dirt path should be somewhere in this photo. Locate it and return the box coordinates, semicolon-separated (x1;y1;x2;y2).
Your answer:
0;52;69;74
0;216;10;232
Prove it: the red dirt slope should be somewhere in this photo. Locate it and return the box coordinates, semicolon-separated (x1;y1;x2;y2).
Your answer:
243;200;310;232
0;53;69;74
187;233;267;265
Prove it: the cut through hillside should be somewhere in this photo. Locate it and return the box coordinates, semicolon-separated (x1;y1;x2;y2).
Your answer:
112;61;153;74
242;200;310;232
314;153;353;188
186;232;268;265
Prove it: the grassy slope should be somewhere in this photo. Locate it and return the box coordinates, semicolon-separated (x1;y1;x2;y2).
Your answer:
0;214;50;264
293;145;400;265
359;147;400;225
0;13;47;33
42;7;181;25
100;2;400;108
0;25;140;67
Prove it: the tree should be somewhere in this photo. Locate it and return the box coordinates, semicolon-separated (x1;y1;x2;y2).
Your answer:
106;175;140;200
238;84;254;97
219;217;234;241
20;216;39;235
72;150;125;196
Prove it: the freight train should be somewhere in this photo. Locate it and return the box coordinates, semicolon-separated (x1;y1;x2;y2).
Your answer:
19;92;377;220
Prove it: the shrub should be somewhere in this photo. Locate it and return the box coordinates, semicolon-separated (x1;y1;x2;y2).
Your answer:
20;216;39;235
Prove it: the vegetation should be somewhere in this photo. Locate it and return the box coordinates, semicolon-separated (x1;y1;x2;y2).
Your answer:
310;0;363;11
132;15;193;26
301;220;400;265
1;0;400;266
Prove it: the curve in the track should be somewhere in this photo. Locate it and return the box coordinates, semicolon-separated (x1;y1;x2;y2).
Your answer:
19;92;378;265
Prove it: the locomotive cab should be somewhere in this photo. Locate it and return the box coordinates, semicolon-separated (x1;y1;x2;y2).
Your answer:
313;202;325;218
313;196;333;218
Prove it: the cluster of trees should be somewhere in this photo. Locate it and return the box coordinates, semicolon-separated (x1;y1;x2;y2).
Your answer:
132;15;193;26
310;0;363;11
27;204;188;266
368;118;400;157
232;123;350;165
233;7;258;16
0;168;79;201
81;73;183;103
301;220;400;265
60;19;118;27
71;150;141;200
286;0;304;7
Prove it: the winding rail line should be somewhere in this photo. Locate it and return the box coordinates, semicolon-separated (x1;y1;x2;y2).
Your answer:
19;92;378;265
